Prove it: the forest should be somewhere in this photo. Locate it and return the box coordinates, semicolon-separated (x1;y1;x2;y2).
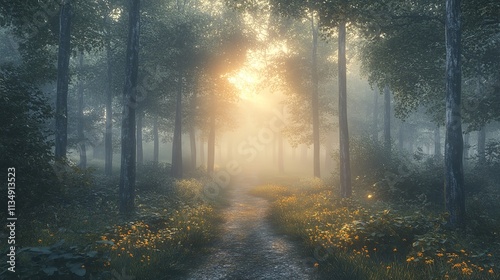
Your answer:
0;0;499;279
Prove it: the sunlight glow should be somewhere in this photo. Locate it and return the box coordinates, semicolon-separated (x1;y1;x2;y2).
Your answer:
228;68;259;100
228;42;289;102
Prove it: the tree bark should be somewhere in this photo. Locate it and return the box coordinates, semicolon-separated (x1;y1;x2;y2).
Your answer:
136;110;143;166
171;78;183;178
477;127;486;164
434;125;442;160
372;88;379;142
153;115;159;163
200;136;205;168
463;131;469;162
398;121;404;153
207;117;215;174
338;21;351;198
311;15;320;178
55;0;71;161
105;27;113;175
444;0;465;229
119;0;140;215
77;51;86;169
190;127;196;170
384;85;391;154
278;131;284;173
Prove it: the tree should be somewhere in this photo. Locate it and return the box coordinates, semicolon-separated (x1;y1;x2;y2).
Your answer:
311;14;320;178
55;0;72;160
171;75;183;177
0;64;55;205
104;23;114;174
119;0;140;215
372;88;379;141
383;85;391;154
444;0;465;229
76;51;86;168
337;19;351;197
434;125;442;160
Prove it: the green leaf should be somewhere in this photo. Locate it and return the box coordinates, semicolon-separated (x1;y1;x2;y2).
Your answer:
96;240;114;245
67;263;86;277
86;251;98;258
42;266;58;275
29;247;52;254
51;239;65;248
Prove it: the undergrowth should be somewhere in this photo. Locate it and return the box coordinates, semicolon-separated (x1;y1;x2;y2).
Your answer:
0;160;226;279
251;179;500;280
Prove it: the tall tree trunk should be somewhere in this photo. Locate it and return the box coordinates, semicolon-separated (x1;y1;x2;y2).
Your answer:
444;0;465;229
398;121;404;153
477;127;486;164
217;143;222;162
200;137;205;168
119;0;140;215
207;117;215;174
77;51;86;169
408;131;414;153
171;78;183;178
384;85;391;154
55;0;71;161
372;88;379;142
338;21;351;198
311;15;320;178
153;115;159;163
136;110;143;166
278;131;284;173
189;89;197;171
463;131;469;162
434;125;442;160
105;28;113;175
190;127;196;170
324;132;333;172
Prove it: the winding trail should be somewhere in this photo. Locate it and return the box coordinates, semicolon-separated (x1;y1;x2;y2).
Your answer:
181;174;319;280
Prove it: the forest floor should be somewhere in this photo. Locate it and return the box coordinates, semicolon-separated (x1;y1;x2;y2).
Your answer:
176;174;319;280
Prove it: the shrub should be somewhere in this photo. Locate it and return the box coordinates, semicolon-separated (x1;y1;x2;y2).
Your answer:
268;184;499;280
136;162;174;192
0;65;56;207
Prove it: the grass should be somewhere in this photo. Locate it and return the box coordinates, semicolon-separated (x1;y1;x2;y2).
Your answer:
0;160;227;279
250;177;500;280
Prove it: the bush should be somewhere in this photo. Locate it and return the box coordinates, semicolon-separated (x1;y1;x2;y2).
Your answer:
267;184;500;280
0;65;56;207
347;136;444;204
136;162;174;192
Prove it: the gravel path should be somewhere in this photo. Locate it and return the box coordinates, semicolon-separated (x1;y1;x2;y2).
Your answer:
180;175;319;280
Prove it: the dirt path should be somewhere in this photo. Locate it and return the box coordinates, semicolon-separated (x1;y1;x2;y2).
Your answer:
180;175;319;280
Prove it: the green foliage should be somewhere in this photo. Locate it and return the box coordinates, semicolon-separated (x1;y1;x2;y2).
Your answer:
466;189;500;240
347;136;443;204
349;136;392;179
470;140;500;183
12;240;107;279
52;161;96;190
136;162;174;192
262;183;500;280
0;65;56;206
5;172;224;279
